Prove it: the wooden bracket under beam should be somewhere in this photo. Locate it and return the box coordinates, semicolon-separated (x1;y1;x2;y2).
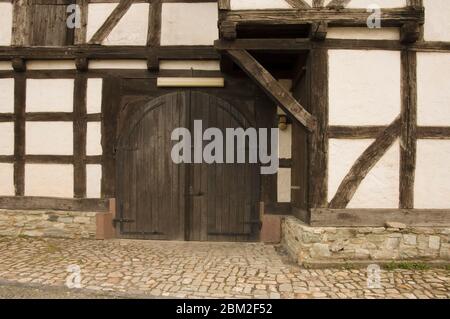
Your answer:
227;49;317;132
220;21;238;40
12;58;26;72
400;22;421;44
310;21;328;41
75;57;88;71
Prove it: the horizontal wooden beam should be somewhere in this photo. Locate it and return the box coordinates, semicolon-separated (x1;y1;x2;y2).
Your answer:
310;208;450;227
417;127;450;139
0;196;109;212
264;202;292;215
0;46;220;61
329;126;386;139
220;7;424;29
227;49;316;131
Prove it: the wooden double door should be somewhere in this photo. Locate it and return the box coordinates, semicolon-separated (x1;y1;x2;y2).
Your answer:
116;91;260;241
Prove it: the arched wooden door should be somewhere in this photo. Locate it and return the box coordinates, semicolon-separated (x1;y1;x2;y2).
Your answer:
116;91;260;241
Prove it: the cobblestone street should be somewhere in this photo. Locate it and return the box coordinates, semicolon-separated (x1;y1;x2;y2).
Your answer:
0;237;448;299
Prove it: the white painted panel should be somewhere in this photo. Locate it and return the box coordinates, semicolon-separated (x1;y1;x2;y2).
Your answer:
0;61;12;70
328;50;401;126
0;3;12;46
89;60;147;69
25;164;73;198
0;163;14;196
26;122;73;155
278;168;291;203
161;3;218;45
0;78;14;113
105;3;149;45
159;60;221;71
86;3;116;42
327;27;400;40
417;52;450;126
230;0;290;10
87;78;103;114
415;140;450;209
86;122;102;156
86;164;102;198
27;60;76;70
347;0;406;8
423;0;450;41
328;139;400;208
0;123;14;155
279;124;292;159
26;79;74;112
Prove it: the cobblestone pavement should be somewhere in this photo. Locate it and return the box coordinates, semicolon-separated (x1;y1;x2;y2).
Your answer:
0;237;448;299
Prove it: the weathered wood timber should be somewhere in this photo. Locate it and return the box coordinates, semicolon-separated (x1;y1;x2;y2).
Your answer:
285;0;311;9
73;74;88;198
147;0;161;47
227;49;317;131
400;51;417;209
329;116;402;209
310;21;328;41
401;22;421;44
326;0;351;9
329;126;385;139
14;74;26;196
89;0;134;45
219;8;425;35
308;48;328;208
0;196;109;212
311;208;450;227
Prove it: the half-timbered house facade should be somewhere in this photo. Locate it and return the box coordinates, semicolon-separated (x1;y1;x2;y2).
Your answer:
0;0;448;264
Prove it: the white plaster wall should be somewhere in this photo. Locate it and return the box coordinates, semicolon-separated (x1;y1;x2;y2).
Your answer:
86;164;102;198
423;0;450;42
0;78;14;113
279;124;292;159
347;0;406;8
278;168;291;203
0;3;12;46
105;3;149;45
417;52;450;126
86;122;102;156
87;78;103;114
26;122;73;155
328;50;401;126
26;60;76;70
230;0;290;10
327;27;400;40
26;79;74;112
159;60;221;71
89;60;147;69
0;62;12;71
86;3;116;43
415;140;450;209
0;123;14;155
25;164;73;198
0;163;14;196
328;139;400;208
161;3;218;46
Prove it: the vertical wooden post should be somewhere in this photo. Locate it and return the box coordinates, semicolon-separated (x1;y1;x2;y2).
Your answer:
14;74;26;196
308;48;329;208
73;73;87;198
400;50;417;209
74;0;88;45
147;0;162;47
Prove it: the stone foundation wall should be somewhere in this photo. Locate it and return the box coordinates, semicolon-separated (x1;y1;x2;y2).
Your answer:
0;209;97;239
282;216;450;265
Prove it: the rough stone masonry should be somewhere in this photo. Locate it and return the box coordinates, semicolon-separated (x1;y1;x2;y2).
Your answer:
282;216;450;265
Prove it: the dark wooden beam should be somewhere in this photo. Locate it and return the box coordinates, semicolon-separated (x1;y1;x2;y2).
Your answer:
227;49;317;131
329;116;402;209
215;39;311;51
88;0;134;44
311;208;450;227
0;196;109;212
219;8;425;35
308;48;328;208
329;126;385;139
417;127;450;139
400;50;417;209
218;0;230;10
14;74;26;196
74;0;88;44
147;0;161;47
73;73;88;198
